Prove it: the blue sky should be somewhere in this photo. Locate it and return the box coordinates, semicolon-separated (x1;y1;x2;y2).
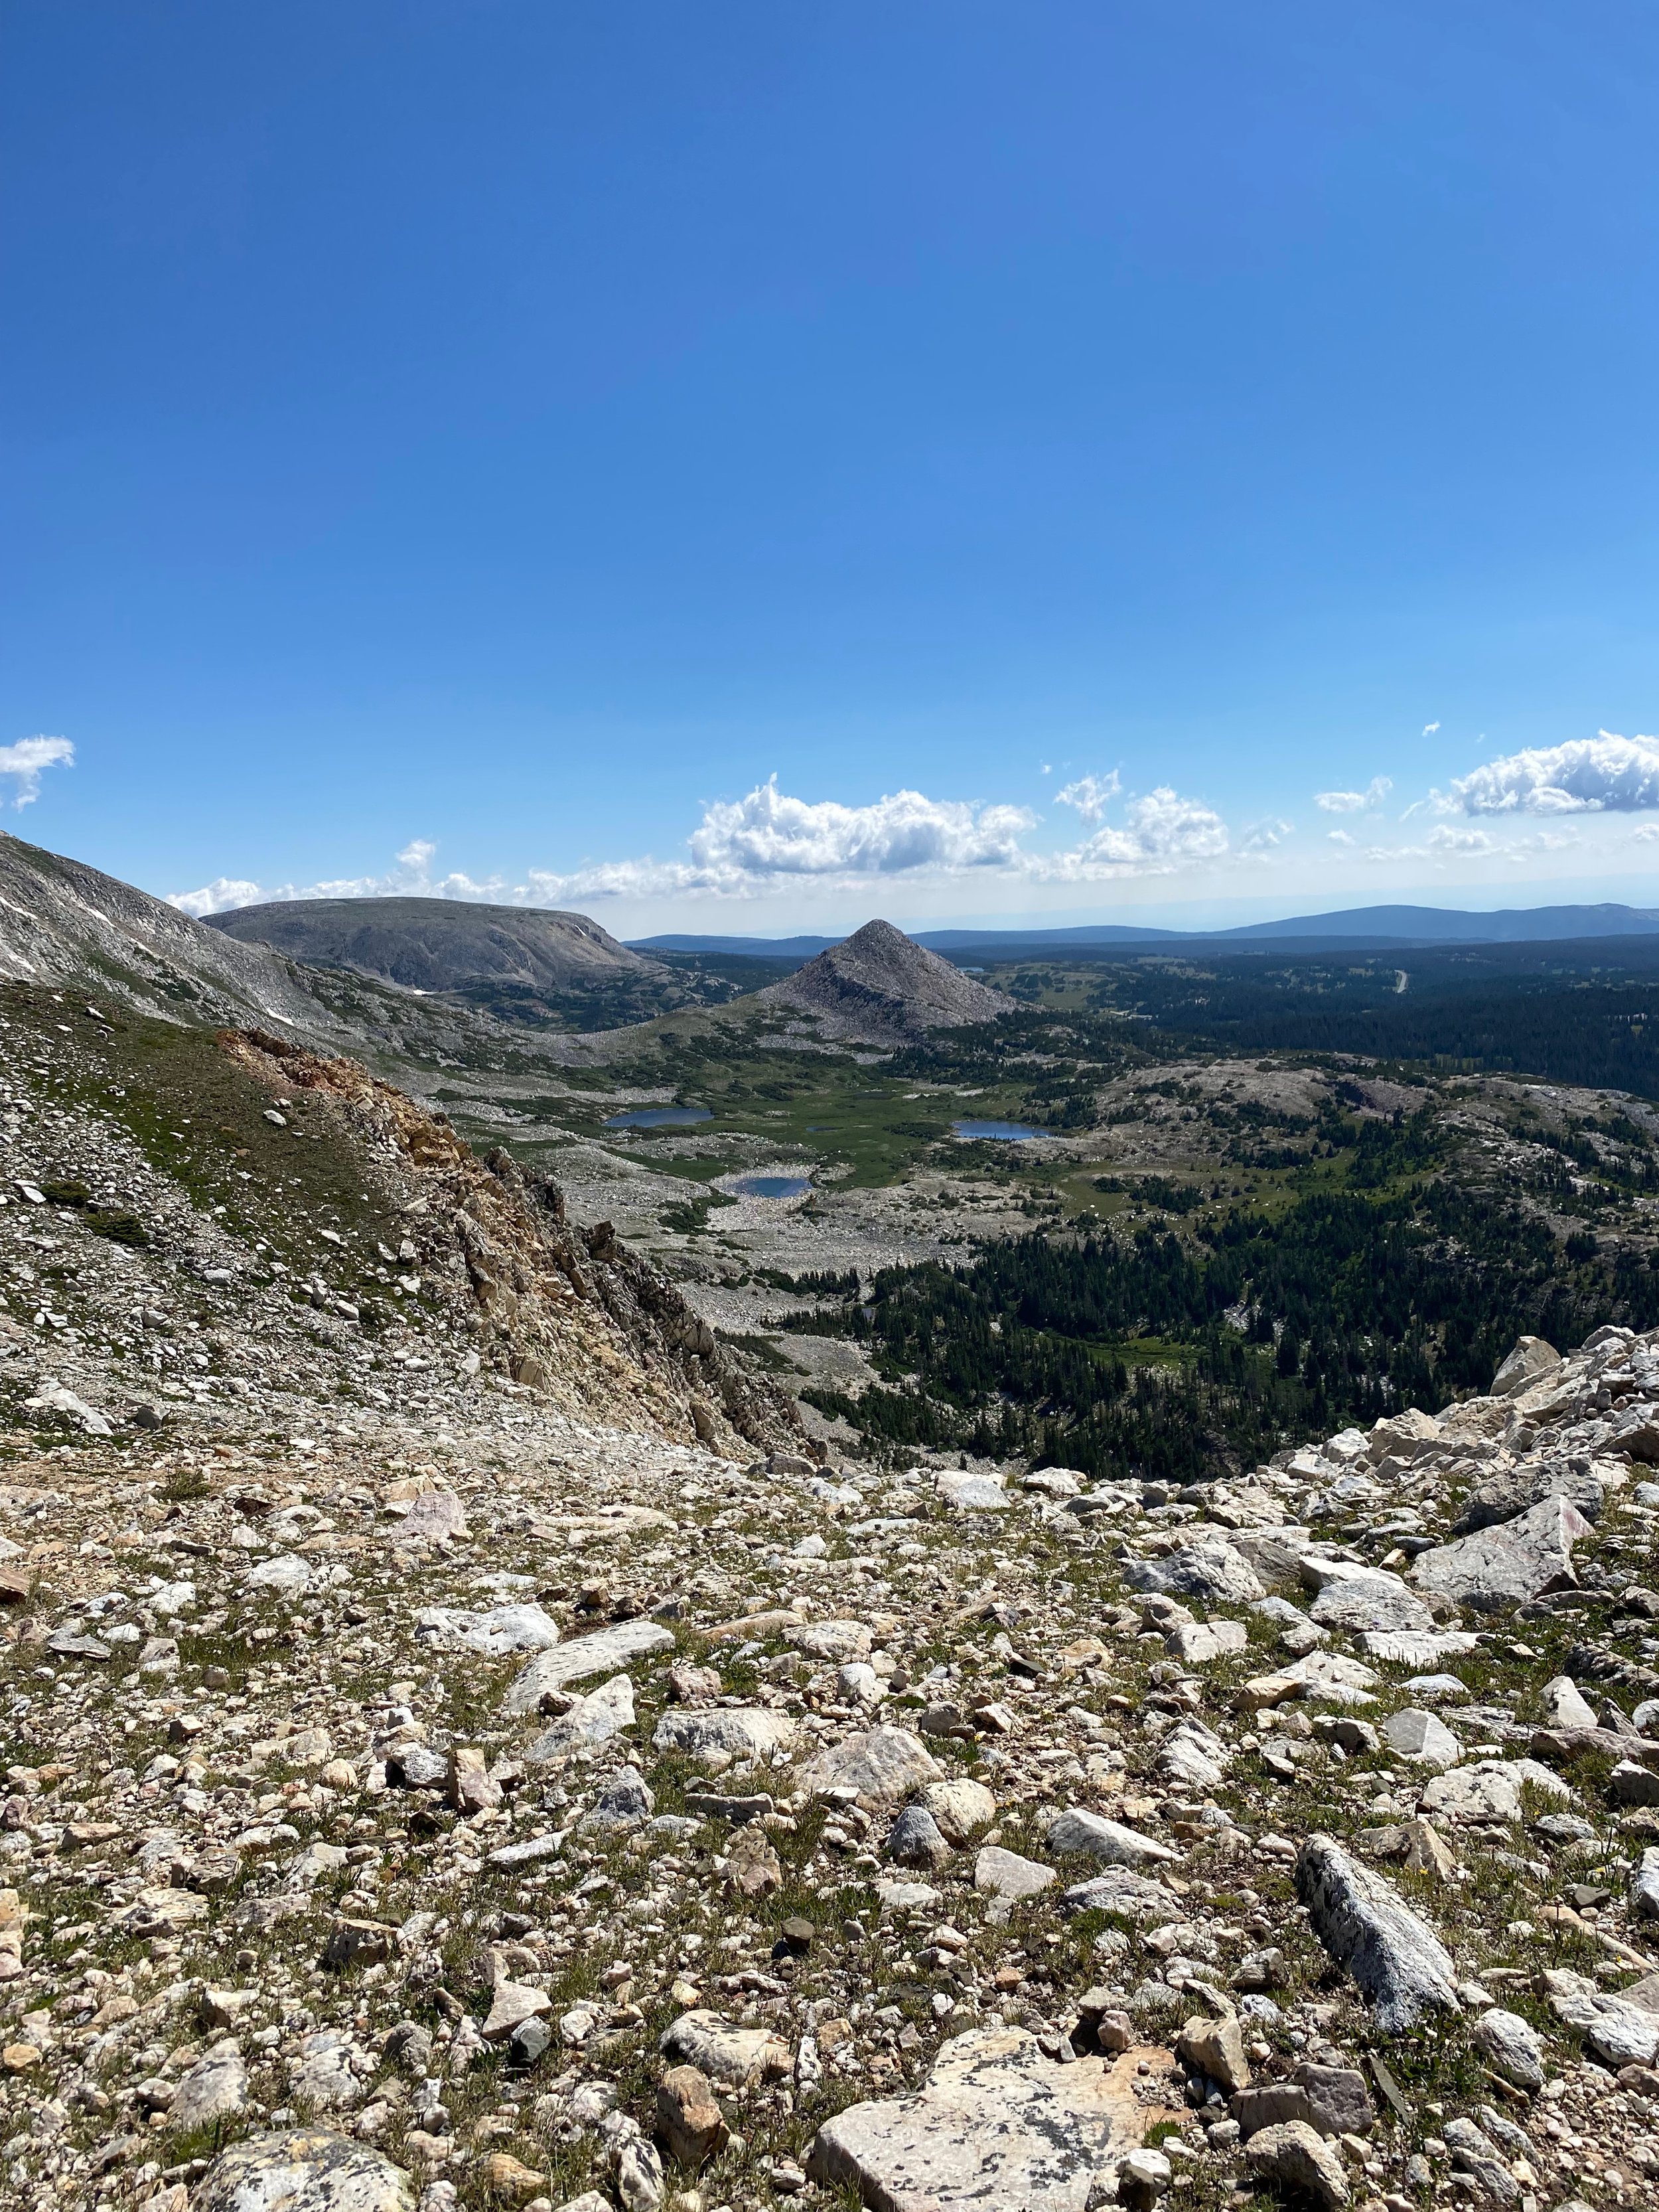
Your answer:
7;2;1659;934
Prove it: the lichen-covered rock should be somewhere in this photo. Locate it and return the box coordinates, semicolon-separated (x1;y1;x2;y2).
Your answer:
1294;1832;1459;2032
806;2028;1170;2211
194;2131;414;2212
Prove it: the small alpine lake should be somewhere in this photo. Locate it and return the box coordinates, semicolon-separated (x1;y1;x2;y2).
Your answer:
953;1118;1040;1141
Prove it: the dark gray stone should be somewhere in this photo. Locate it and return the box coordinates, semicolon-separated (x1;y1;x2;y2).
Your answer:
1295;1832;1459;2033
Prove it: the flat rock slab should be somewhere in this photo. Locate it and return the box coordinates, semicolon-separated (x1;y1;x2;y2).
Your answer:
806;2028;1176;2212
1303;1560;1436;1635
1125;1538;1265;1604
974;1846;1054;1900
1383;1708;1463;1768
1166;1619;1249;1664
653;1707;796;1763
788;1619;873;1661
417;1603;563;1657
935;1473;1010;1512
1279;1650;1379;1706
799;1726;940;1804
1046;1808;1181;1868
1060;1869;1190;1923
169;2040;248;2132
659;2009;792;2089
1418;1758;1571;1823
1295;1832;1459;2033
500;1619;676;1711
194;2130;414;2212
1413;1495;1593;1613
1356;1629;1481;1666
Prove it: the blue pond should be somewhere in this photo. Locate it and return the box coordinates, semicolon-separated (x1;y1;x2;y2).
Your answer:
954;1118;1040;1142
604;1106;713;1130
733;1173;813;1199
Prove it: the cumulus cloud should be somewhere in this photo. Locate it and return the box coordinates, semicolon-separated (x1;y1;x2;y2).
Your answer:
1423;721;1441;737
172;776;1236;915
0;735;74;809
1449;731;1659;815
1054;772;1121;824
1315;775;1392;814
1028;786;1228;881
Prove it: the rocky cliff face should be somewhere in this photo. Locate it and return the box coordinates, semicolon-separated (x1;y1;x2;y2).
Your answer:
755;918;1012;1043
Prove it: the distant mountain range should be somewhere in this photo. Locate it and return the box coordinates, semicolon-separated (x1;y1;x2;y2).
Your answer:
634;901;1659;960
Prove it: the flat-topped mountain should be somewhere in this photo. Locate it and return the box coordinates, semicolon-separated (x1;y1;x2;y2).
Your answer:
755;917;1013;1043
207;894;666;996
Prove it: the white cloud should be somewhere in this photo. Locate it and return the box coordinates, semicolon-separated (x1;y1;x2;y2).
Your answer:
0;735;74;809
169;837;511;919
1449;731;1659;815
1315;775;1392;814
1327;829;1356;846
172;775;1237;917
1423;721;1440;737
1428;826;1496;855
1030;786;1228;881
1240;817;1293;858
1054;771;1121;824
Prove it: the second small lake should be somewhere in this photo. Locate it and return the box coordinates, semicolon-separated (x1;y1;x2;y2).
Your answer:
731;1173;813;1199
953;1118;1040;1142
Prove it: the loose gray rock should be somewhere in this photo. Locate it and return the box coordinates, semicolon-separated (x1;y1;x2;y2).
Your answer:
1383;1708;1463;1767
973;1846;1054;1900
169;2039;249;2132
1294;1832;1459;2033
582;1769;656;1833
1125;1537;1264;1603
1244;2118;1350;2209
1419;1758;1571;1823
658;2010;791;2089
1471;2008;1546;2092
1303;1558;1435;1635
887;1804;952;1868
1491;1335;1561;1396
1045;1807;1182;1868
1632;1846;1659;1921
1061;1868;1192;1923
194;2130;414;2212
652;1707;796;1763
1541;1676;1599;1730
1456;1454;1603;1534
526;1674;635;1763
798;1725;940;1804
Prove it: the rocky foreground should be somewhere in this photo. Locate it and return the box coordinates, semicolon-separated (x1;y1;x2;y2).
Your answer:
3;998;1659;2212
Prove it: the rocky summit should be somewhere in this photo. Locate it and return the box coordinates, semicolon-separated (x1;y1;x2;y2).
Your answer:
753;920;1012;1045
4;989;1659;2212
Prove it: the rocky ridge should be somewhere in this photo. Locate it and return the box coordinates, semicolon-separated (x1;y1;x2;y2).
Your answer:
753;922;1011;1045
2;1003;1659;2212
